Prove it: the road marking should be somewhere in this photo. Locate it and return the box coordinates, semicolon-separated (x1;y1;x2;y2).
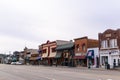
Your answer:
43;77;56;80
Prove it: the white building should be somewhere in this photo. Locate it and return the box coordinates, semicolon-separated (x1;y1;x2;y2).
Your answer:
99;29;120;69
87;48;99;68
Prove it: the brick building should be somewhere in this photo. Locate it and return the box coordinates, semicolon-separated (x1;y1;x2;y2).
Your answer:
74;36;99;67
99;29;120;68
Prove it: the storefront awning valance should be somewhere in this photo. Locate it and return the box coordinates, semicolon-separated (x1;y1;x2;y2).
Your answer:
56;43;74;50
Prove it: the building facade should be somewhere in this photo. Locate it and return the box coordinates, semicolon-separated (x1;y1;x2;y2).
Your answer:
99;29;120;69
56;41;74;67
0;54;6;64
23;47;40;65
74;36;99;67
87;48;99;68
41;40;69;66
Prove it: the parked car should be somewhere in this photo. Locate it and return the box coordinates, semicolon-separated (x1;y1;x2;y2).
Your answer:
11;62;23;65
11;62;16;65
16;62;23;65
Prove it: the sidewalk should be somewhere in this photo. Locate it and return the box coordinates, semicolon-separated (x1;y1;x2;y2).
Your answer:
25;64;120;71
52;65;120;71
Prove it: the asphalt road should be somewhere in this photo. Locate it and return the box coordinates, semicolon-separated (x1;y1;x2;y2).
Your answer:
0;64;120;80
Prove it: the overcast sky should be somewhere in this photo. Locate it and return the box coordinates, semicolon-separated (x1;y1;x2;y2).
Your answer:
0;0;120;54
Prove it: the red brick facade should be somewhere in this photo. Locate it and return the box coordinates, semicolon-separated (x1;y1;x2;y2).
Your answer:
74;36;98;67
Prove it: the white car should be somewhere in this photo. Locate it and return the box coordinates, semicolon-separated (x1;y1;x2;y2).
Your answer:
16;62;22;65
11;62;22;65
11;62;16;65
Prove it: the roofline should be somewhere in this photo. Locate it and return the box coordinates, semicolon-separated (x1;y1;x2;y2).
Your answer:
88;39;98;41
74;36;88;40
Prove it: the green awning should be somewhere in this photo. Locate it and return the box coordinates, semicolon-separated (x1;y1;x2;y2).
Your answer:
55;52;62;58
56;42;74;50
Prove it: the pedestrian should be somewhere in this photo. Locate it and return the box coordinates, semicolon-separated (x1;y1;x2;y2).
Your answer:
56;59;58;67
88;61;91;69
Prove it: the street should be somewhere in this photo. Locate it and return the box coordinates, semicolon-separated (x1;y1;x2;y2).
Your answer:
0;64;120;80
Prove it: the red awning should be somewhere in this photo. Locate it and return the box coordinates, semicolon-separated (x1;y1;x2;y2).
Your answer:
74;56;86;59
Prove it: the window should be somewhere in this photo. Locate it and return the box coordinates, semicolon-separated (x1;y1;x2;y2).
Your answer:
76;44;80;52
114;39;117;47
42;49;46;53
51;47;56;52
82;44;86;51
101;40;108;48
109;39;114;48
109;39;118;48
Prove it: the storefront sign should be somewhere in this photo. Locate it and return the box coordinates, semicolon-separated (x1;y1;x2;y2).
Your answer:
100;50;119;55
105;34;111;37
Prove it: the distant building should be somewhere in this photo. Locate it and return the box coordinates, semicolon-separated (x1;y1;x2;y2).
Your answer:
74;36;99;67
0;54;6;64
99;29;120;69
23;47;40;65
4;54;12;64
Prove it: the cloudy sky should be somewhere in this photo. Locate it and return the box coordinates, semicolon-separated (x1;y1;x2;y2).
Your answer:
0;0;120;54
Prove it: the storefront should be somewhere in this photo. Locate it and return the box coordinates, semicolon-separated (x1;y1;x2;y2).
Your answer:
56;42;74;67
48;52;57;66
55;51;62;66
29;56;41;65
42;53;48;65
100;50;120;69
74;53;87;67
87;48;99;68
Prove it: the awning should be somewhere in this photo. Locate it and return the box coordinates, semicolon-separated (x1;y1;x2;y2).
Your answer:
56;42;74;50
55;52;62;58
42;53;48;58
36;56;41;60
29;57;36;60
29;57;41;60
48;52;56;58
74;56;86;59
86;50;94;59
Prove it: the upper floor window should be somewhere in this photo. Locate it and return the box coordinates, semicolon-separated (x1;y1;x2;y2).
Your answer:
82;44;86;51
42;49;47;53
76;44;80;52
51;47;56;52
109;39;117;48
101;40;108;48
